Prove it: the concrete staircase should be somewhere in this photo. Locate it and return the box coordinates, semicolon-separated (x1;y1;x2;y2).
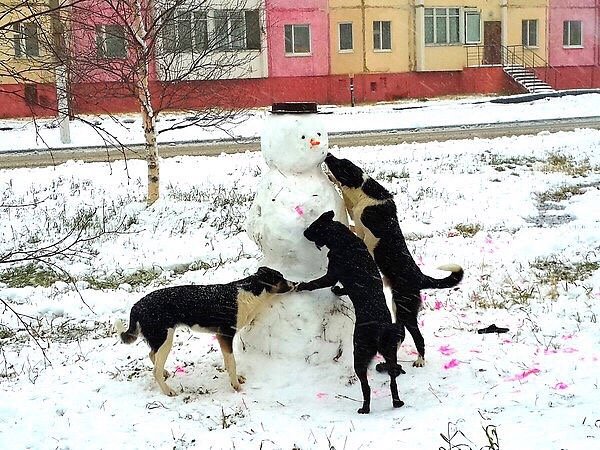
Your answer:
504;65;556;94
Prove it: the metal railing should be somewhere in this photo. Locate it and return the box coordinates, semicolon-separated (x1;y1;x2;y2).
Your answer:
466;44;557;87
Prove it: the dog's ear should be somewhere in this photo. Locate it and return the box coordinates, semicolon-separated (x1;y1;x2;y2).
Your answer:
323;210;335;222
256;266;270;276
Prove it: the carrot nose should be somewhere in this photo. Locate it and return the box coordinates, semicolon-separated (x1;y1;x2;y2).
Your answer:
310;138;320;147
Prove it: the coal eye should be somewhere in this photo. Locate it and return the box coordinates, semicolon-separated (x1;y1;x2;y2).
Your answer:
301;135;305;139
317;132;321;137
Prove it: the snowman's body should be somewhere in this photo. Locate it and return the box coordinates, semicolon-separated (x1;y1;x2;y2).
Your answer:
246;109;347;280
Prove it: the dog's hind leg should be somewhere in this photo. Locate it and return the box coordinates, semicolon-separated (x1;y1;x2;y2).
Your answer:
404;313;425;367
216;329;245;391
354;332;377;414
379;328;405;409
149;350;170;379
151;328;177;396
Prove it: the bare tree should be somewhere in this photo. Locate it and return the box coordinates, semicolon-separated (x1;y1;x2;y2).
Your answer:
1;1;265;204
62;0;265;204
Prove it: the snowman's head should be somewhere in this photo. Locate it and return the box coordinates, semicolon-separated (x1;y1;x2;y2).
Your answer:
261;113;328;173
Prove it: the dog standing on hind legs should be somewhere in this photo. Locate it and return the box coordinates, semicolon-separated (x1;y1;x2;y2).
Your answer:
324;153;464;369
114;267;295;396
296;211;405;414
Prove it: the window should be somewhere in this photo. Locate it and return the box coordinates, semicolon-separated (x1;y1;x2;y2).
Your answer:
285;24;310;55
163;9;259;53
563;20;582;47
96;24;126;58
373;21;391;51
163;10;207;53
522;20;538;47
339;22;353;52
425;8;460;45
13;22;40;57
214;10;245;50
465;11;481;44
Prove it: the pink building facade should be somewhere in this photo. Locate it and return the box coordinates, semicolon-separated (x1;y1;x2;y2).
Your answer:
548;0;600;88
265;0;330;77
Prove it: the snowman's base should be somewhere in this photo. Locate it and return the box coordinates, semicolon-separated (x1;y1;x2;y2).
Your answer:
238;290;355;366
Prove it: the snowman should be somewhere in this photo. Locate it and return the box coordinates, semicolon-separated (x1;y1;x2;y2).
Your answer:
246;102;347;280
243;103;353;364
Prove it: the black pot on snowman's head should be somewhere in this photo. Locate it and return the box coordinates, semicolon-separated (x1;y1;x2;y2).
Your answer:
270;102;318;114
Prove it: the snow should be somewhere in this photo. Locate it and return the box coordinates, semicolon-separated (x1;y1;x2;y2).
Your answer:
0;91;599;153
1;94;600;449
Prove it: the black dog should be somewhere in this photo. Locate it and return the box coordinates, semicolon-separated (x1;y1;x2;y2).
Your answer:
115;267;295;396
296;210;404;414
325;153;463;369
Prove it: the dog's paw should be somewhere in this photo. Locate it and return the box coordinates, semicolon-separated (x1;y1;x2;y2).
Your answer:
393;399;404;408
161;385;178;397
357;406;370;414
331;285;345;296
413;356;425;367
375;362;388;373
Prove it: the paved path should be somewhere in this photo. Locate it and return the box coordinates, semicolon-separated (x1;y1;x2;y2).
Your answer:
1;116;599;169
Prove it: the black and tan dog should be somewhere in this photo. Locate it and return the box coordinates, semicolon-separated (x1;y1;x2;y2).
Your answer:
297;210;404;414
114;267;295;396
324;153;463;369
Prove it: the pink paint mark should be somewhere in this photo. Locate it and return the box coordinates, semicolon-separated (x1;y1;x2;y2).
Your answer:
563;347;578;354
507;368;540;382
544;348;558;355
374;354;384;362
175;366;186;375
408;349;419;356
316;392;328;399
439;345;456;356
434;300;443;310
294;205;304;216
554;382;568;390
484;235;493;244
417;255;424;266
443;359;460;369
469;349;482;353
502;339;512;344
561;334;574;340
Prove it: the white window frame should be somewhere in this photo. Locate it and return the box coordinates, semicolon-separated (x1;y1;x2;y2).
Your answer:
522;19;538;48
563;20;583;48
425;7;460;45
13;22;40;58
338;22;353;53
162;9;208;54
373;20;391;51
214;9;246;50
464;10;481;45
284;24;311;56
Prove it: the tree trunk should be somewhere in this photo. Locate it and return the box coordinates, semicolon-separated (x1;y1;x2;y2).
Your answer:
132;0;159;205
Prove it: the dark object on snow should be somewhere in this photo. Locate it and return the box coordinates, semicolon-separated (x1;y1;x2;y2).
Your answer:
271;102;318;114
477;324;509;334
296;210;405;414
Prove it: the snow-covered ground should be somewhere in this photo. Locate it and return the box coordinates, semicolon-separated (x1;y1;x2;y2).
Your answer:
0;91;599;153
1;96;600;449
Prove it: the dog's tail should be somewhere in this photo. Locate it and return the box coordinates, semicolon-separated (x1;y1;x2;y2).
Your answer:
420;264;464;290
113;313;140;344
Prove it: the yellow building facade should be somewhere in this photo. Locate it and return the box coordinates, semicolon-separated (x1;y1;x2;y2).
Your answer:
330;0;549;75
0;0;57;84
